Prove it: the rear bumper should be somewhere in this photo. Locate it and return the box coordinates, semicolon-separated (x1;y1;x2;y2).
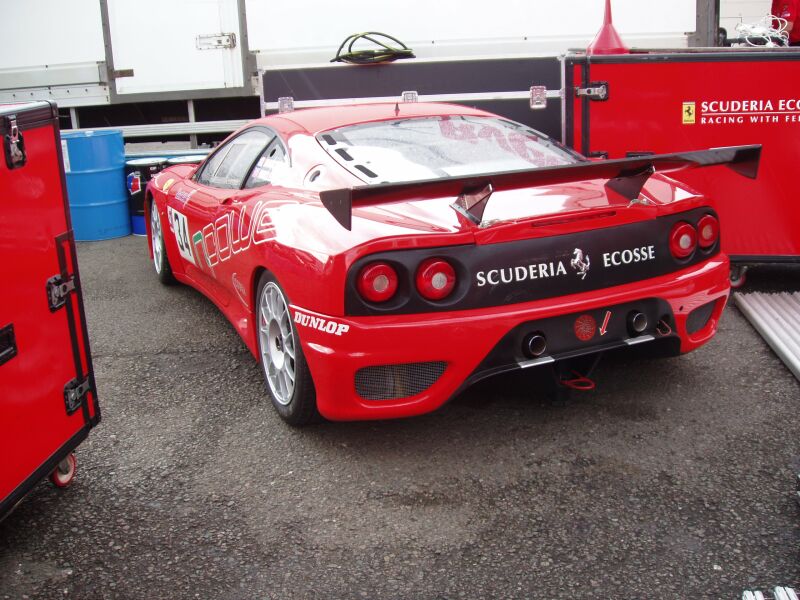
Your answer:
293;256;730;421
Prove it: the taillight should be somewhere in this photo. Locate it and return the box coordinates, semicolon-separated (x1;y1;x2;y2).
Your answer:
697;214;719;249
357;262;398;303
415;258;456;301
669;221;697;259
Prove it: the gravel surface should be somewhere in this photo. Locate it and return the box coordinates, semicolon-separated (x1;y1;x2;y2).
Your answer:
2;236;799;599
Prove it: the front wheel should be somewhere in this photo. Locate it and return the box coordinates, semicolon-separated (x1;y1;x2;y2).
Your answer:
255;272;319;426
150;199;176;285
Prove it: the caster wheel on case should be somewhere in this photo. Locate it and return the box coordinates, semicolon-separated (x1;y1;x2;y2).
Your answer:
49;453;77;488
730;265;749;289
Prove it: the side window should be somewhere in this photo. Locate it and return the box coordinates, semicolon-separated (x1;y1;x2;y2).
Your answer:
244;139;287;188
195;144;231;186
196;129;273;189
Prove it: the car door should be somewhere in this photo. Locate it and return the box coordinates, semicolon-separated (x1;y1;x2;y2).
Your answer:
213;136;292;307
170;128;274;304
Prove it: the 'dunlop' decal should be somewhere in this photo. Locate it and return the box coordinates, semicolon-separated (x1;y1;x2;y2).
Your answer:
293;309;350;336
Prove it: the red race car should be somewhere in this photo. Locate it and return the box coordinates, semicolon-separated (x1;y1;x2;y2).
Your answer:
145;102;759;425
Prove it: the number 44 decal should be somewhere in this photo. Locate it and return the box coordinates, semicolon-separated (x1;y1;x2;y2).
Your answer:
167;207;196;265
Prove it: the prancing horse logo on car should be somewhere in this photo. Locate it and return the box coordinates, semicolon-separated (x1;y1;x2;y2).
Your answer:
570;248;590;280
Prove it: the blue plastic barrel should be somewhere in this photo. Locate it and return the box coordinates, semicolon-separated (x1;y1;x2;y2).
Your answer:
62;130;130;241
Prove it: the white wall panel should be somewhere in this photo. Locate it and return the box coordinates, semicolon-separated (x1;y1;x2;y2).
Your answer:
107;0;245;94
0;0;778;95
246;0;696;65
0;0;104;69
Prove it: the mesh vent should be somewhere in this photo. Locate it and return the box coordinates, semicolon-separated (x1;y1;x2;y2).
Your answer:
686;300;717;334
355;362;447;401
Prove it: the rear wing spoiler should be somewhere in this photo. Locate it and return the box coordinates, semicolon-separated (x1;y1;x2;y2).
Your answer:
319;144;761;230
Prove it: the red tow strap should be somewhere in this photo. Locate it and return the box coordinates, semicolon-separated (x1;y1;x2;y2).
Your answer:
656;319;672;336
559;371;596;391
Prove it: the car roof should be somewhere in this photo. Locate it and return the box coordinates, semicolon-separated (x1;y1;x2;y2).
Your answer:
252;102;499;137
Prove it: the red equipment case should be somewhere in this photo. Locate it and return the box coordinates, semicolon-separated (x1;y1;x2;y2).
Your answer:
562;48;800;279
0;101;99;518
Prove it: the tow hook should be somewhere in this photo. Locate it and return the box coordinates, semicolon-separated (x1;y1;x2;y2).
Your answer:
547;355;601;406
656;318;673;336
559;372;596;391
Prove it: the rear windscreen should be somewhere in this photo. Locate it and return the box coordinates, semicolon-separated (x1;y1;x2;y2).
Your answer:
317;115;579;184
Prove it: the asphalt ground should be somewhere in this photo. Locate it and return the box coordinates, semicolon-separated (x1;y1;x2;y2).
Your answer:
1;236;799;599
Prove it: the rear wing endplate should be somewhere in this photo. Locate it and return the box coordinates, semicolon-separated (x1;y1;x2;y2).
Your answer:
319;145;761;230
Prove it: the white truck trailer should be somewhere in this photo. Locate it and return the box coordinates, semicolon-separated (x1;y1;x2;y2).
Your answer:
0;0;772;143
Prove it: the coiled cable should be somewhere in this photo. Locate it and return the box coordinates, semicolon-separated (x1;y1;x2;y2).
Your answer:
734;14;789;47
331;32;416;64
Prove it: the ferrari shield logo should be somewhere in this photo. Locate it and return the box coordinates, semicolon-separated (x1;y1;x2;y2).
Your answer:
682;102;696;125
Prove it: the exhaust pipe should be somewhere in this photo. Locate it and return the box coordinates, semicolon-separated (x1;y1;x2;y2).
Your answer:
628;311;648;335
524;332;548;358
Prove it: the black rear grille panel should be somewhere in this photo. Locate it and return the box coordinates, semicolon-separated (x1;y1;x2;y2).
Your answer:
345;207;720;316
355;362;447;401
471;298;676;377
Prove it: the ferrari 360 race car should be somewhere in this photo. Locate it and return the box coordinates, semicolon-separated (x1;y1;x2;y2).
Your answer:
145;102;759;425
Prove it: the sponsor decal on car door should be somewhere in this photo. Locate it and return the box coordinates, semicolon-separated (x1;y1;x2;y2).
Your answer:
167;180;232;305
167;206;196;265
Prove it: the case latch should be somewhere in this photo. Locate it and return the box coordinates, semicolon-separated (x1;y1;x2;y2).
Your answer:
575;82;609;101
4;116;26;169
47;274;76;312
64;377;91;415
0;323;17;367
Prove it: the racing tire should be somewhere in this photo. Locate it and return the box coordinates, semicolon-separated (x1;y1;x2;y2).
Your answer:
49;453;77;488
255;272;319;426
150;199;176;286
